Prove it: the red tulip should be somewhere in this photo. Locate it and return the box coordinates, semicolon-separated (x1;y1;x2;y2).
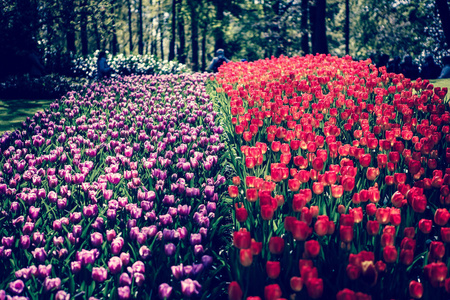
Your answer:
268;236;284;255
304;240;320;258
341;176;355;192
246;176;256;187
261;205;274;220
235;206;248;223
305;278;323;299
266;261;281;279
233;229;251;249
292;193;307;212
408;159;421;175
288;179;300;192
366;220;380;236
228;185;239;198
290;276;303;292
424;262;448;287
376;207;390;224
251;239;262;255
239;248;253;267
246;188;258;202
400;249;414;265
441;227;450;243
264;284;282;300
314;216;329;236
312;182;324;195
404;227;416;239
228;281;243;300
312;157;324;171
383;245;398;263
331;185;344;198
408;280;423;299
434;208;450;226
359;153;371;167
291;220;311;241
429;241;445;261
340;225;354;243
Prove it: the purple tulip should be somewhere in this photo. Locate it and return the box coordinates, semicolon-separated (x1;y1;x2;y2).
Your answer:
44;277;61;291
90;232;103;247
55;290;70;300
164;243;176;256
120;252;130;266
1;236;14;248
158;283;173;299
37;264;52;279
32;247;47;263
9;279;24;294
92;267;108;282
118;286;131;300
171;264;184;279
119;272;132;286
139;245;151;260
108;256;123;275
132;261;145;274
19;235;30;249
134;272;145;287
181;278;201;297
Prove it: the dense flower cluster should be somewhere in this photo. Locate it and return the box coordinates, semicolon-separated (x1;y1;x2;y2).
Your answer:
72;51;188;78
210;54;450;299
0;73;228;299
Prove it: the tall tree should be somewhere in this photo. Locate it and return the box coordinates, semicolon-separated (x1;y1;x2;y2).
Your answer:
188;0;199;71
111;0;118;55
344;0;349;54
177;0;186;63
213;0;226;50
169;0;176;60
138;0;144;54
301;0;309;54
159;0;164;60
80;0;89;56
127;0;133;53
436;0;450;48
63;0;76;54
311;0;328;54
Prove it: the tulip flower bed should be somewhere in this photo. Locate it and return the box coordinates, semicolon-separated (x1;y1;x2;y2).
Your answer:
0;74;231;299
208;54;450;299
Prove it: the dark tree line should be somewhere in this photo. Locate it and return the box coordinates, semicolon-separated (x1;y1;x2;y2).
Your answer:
0;0;449;77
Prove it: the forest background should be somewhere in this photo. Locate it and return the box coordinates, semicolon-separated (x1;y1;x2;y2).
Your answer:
0;0;449;77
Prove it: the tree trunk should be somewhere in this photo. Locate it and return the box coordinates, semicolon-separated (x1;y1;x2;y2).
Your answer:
301;0;309;55
169;0;176;60
177;0;186;63
201;22;207;71
110;0;118;55
127;0;133;54
80;0;88;56
65;0;76;54
344;0;349;54
213;0;225;50
436;0;450;49
159;0;164;60
189;0;199;71
311;0;328;54
94;18;101;51
138;0;144;55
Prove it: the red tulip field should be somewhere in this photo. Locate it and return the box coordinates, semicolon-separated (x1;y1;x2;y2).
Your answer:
1;54;450;300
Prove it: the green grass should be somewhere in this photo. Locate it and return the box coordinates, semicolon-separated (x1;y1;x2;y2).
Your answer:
0;98;54;134
429;78;450;90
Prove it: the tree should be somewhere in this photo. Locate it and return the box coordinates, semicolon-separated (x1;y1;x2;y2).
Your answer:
169;0;176;60
188;0;199;71
138;0;144;54
177;0;186;63
436;0;450;49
